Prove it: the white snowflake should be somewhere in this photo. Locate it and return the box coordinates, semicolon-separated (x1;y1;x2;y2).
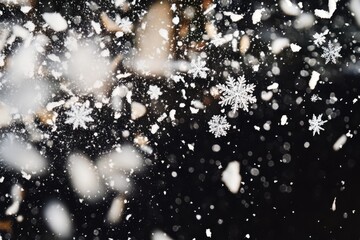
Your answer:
321;40;342;64
217;76;256;112
310;94;322;102
188;57;209;79
308;114;327;136
117;17;132;33
208;115;231;138
313;29;328;47
65;101;94;130
147;85;162;100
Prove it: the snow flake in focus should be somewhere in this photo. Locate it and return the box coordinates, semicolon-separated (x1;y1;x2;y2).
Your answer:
217;76;256;112
313;29;329;47
308;114;328;136
321;40;342;64
65;101;94;130
188;57;209;79
147;85;163;100
208;115;231;138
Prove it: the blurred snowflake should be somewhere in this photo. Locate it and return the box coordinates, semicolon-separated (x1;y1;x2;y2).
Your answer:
208;115;231;138
188;57;209;79
321;40;342;64
308;114;327;136
217;76;256;112
65;101;94;130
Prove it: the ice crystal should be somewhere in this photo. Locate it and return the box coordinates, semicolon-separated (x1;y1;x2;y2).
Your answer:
308;114;328;136
65;102;94;130
188;57;209;79
147;85;162;100
208;115;231;138
321;40;342;64
217;76;256;112
313;30;328;47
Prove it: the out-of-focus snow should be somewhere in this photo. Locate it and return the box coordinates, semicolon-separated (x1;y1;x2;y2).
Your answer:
222;161;241;193
5;184;23;215
309;71;320;90
44;201;73;238
315;0;338;19
68;153;104;201
349;0;360;26
42;13;68;32
279;0;301;16
252;8;265;24
271;38;290;54
333;134;347;151
151;230;174;240
0;134;48;175
106;196;125;224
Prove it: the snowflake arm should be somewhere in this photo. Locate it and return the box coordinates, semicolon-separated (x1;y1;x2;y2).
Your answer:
321;40;342;64
65;102;94;130
208;115;231;138
217;76;256;112
308;114;328;136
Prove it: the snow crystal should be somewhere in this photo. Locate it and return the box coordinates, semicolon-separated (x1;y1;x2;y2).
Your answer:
321;40;342;64
252;8;265;24
217;76;256;112
308;114;328;136
208;115;231;138
65;101;94;130
290;43;301;52
315;0;338;19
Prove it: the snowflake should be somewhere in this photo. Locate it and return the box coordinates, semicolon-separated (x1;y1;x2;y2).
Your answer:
188;57;209;79
65;101;94;130
117;17;132;33
208;115;231;138
310;94;322;102
313;29;328;47
147;85;162;100
217;76;256;112
308;114;327;136
321;40;342;64
211;34;227;47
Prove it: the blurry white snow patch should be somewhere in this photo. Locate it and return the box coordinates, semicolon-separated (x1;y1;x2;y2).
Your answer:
0;134;48;175
281;115;288;125
279;0;301;16
151;230;173;240
68;153;105;201
267;82;279;90
309;71;320;90
222;161;241;193
0;0;31;6
107;196;125;224
42;13;68;32
5;184;23;216
131;2;173;76
0;103;11;127
333;134;347;151
294;13;315;29
252;8;265;24
239;35;251;55
66;43;111;95
290;43;301;52
2;36;50;114
271;38;290;54
331;197;336;211
315;0;338;19
349;0;360;26
131;102;146;120
206;229;212;238
44;201;73;238
98;145;143;172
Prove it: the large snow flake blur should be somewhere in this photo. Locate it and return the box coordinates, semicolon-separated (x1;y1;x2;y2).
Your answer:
65;101;94;130
217;76;256;112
